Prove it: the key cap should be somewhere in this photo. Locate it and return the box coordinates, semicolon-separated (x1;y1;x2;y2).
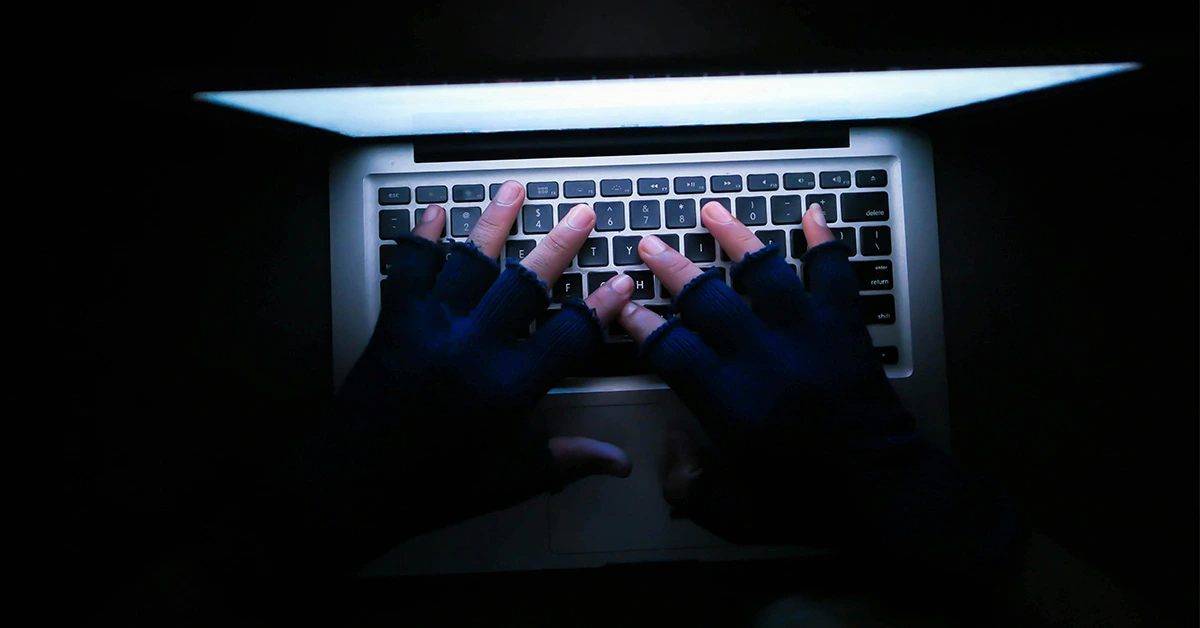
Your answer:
856;170;888;187
379;244;397;274
658;233;680;253
414;207;447;237
783;172;815;190
685;233;716;262
379;187;411;205
700;197;731;212
601;178;633;197
860;226;891;256
522;204;553;234
852;260;893;290
564;180;596;198
710;174;743;192
755;230;786;256
595;201;626;231
665;199;697;228
527;182;559;200
378;209;410;239
875;346;899;364
805;194;837;223
452;184;485;203
842;192;889;222
629;200;661;230
623;270;656;300
637;178;669;195
861;294;896;325
506;239;537;262
558;203;578;222
554;273;582;303
747;173;779;191
587;271;618;296
416;185;448;204
820;171;851;188
673;176;705;194
831;227;856;255
790;229;807;259
489;183;504;200
578;237;609;267
450;206;482;237
770;195;804;224
613;236;643;266
735;196;767;226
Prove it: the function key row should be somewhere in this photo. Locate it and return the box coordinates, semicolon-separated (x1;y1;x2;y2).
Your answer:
376;170;888;206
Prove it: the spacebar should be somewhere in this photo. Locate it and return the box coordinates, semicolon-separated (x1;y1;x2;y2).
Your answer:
562;341;653;378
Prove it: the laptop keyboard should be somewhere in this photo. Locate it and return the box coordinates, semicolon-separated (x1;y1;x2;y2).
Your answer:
374;159;902;376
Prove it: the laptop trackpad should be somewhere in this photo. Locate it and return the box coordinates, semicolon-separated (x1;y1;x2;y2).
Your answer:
544;400;727;554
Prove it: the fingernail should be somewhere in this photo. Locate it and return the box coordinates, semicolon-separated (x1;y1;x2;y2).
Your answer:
809;203;827;227
642;235;667;255
609;273;634;295
702;201;734;224
495;180;521;205
565;204;591;229
421;207;440;223
622;301;638;318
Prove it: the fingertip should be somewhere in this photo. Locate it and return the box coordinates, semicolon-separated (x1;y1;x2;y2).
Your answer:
619;300;668;345
412;204;446;241
802;205;834;248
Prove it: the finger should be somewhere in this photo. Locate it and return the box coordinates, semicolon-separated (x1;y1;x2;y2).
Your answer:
728;244;812;329
799;205;859;315
380;236;446;306
583;273;634;327
430;241;501;316
411;204;447;242
801;203;835;249
520;203;595;285
617;300;668;345
468;180;524;259
549;436;632;482
638;235;702;297
701;201;764;264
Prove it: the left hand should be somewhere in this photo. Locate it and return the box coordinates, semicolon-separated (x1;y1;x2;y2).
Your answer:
291;180;633;564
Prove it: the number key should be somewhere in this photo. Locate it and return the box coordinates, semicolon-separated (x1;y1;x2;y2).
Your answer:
665;199;696;228
630;200;660;230
451;206;481;237
595;202;626;231
735;196;767;226
523;204;553;234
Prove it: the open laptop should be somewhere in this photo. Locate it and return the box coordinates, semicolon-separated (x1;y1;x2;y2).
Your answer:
197;63;1136;575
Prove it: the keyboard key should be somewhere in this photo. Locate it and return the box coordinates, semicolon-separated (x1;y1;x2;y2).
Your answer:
554;273;582;303
665;199;697;228
831;227;856;255
601;178;633;197
506;239;537;263
876;346;899;364
452;184;485;203
378;209;410;239
805;194;837;223
684;233;716;262
860;226;891;256
790;229;807;259
416;185;448;204
735;196;767;226
637;178;670;195
841;192;889;222
783;172;815;190
659;234;680;253
379;187;411;205
856;170;888;187
755;230;786;256
862;294;896;325
578;237;609;267
523;204;553;234
595;202;626;231
379;244;397;274
587;271;618;296
624;270;656;300
770;195;804;224
629;200;661;230
673;176;705;194
647;304;674;317
747;173;779;191
451;206;482;237
527;182;559;200
489;183;504;200
558;203;578;222
414;207;447;237
613;236;643;266
820;171;851;188
852;260;893;290
564;180;596;198
700;197;731;212
710;174;743;192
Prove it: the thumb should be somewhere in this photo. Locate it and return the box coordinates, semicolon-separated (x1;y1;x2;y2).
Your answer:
548;436;632;483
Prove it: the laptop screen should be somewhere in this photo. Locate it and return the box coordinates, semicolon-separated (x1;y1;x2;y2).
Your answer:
195;63;1137;138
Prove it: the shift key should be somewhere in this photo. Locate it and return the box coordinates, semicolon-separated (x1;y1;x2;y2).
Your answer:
861;294;895;325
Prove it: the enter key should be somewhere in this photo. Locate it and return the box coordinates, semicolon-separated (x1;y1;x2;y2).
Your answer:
851;260;893;291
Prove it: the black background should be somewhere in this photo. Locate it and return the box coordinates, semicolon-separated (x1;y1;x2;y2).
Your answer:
60;2;1196;623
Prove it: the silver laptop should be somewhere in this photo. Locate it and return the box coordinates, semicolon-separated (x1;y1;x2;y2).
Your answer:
197;63;1137;576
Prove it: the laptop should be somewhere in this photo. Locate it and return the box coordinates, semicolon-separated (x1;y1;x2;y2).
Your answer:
196;63;1137;575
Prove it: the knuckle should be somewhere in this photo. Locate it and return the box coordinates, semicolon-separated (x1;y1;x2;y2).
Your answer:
539;231;570;256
